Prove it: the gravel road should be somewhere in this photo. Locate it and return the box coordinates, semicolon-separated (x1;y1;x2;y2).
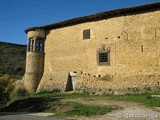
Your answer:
0;112;63;120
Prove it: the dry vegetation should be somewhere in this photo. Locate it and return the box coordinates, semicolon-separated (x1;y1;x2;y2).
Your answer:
0;42;26;76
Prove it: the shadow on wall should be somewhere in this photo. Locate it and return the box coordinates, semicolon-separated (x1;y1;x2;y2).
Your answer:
66;73;73;91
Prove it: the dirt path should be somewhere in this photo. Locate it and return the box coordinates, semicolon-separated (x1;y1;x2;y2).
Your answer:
62;98;160;120
0;112;61;120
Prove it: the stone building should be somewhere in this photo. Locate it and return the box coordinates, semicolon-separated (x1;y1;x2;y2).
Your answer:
23;2;160;94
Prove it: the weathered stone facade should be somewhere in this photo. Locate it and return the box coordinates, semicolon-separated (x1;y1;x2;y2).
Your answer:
24;29;45;92
24;2;160;94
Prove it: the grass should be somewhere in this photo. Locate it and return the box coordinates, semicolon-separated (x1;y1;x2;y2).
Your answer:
1;92;121;117
30;92;93;99
105;93;160;107
1;95;121;117
9;87;29;102
29;92;160;107
30;92;160;108
1;92;160;118
47;101;121;117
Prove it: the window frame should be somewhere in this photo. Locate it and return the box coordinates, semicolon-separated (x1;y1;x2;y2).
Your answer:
36;38;44;52
28;38;34;52
83;29;90;39
99;52;109;63
97;45;110;65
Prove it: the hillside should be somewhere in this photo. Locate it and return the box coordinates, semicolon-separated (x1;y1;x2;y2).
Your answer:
0;42;26;76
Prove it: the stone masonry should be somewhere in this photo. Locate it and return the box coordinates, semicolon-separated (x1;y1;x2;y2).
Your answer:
24;2;160;94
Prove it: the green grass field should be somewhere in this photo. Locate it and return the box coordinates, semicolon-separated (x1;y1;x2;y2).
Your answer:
30;92;160;107
1;90;160;117
104;93;160;107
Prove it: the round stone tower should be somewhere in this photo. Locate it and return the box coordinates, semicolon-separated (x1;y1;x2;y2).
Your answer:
24;29;45;93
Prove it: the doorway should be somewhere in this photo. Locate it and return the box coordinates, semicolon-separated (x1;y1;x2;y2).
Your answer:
66;72;77;91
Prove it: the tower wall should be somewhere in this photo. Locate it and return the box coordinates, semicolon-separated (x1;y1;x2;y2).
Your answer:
24;29;45;93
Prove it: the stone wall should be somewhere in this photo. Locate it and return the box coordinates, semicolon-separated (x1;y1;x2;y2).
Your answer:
75;73;160;94
24;29;45;93
37;10;160;93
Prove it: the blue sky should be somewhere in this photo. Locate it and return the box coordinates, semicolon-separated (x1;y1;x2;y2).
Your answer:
0;0;159;45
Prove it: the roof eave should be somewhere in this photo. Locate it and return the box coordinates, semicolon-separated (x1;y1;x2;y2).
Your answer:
25;2;160;33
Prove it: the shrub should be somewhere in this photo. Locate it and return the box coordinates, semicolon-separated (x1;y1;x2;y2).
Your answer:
127;87;139;93
144;86;152;93
10;87;29;102
0;74;16;101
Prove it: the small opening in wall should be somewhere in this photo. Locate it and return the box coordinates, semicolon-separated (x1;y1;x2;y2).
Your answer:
98;75;101;78
88;73;90;76
99;52;109;63
73;71;77;73
141;45;143;52
106;38;108;39
81;71;83;74
50;78;52;81
118;36;120;38
28;38;34;51
83;29;90;39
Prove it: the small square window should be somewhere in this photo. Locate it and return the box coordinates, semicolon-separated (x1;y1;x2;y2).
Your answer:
97;51;110;65
83;29;90;39
99;52;108;63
